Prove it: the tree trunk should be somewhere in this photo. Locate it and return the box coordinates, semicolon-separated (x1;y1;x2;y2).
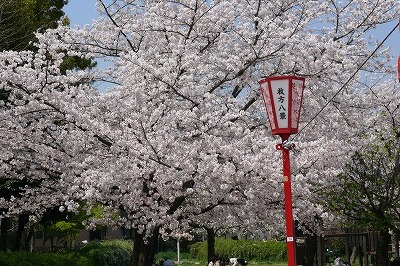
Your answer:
350;246;357;264
395;229;400;258
357;246;364;266
0;217;10;251
24;225;34;251
303;234;317;266
130;227;159;266
374;230;391;266
206;227;216;263
13;214;29;251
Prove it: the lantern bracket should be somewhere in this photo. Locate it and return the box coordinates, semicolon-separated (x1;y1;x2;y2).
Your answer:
276;140;295;151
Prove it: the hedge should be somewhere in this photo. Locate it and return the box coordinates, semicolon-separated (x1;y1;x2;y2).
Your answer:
0;238;285;264
0;251;88;266
189;238;286;261
78;239;132;266
0;240;133;266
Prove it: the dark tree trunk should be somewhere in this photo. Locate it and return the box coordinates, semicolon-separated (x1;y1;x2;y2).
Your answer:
13;214;29;251
130;227;159;266
24;225;34;251
375;230;391;266
0;217;10;251
303;234;317;266
206;227;216;263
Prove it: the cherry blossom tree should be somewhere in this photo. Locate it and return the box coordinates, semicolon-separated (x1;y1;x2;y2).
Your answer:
309;78;400;266
78;1;399;264
0;0;72;250
0;0;399;265
0;44;100;249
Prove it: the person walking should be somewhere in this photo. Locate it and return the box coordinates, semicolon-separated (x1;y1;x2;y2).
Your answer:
163;257;175;266
208;255;221;266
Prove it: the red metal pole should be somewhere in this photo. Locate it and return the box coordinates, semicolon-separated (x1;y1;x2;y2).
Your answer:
277;135;296;266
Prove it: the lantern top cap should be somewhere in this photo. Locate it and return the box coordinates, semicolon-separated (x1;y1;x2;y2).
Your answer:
258;75;305;84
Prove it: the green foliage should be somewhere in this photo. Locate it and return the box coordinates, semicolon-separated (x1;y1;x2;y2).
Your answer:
156;251;192;261
189;238;286;261
156;250;178;261
45;221;81;245
78;240;133;266
319;131;400;231
0;251;88;266
40;203;97;248
0;0;68;51
0;240;133;266
0;239;287;265
60;56;97;75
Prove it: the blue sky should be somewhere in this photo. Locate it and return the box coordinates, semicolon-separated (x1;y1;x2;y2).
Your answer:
63;1;399;65
63;0;99;28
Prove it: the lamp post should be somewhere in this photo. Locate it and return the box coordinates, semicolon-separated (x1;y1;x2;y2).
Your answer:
259;76;305;266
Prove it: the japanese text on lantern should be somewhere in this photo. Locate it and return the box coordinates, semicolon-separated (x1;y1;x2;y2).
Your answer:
277;87;286;120
271;79;289;128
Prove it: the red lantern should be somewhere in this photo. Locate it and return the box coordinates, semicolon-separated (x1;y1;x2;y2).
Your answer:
259;76;305;138
397;56;400;82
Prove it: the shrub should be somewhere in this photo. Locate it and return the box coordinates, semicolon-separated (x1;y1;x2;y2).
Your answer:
0;251;88;266
189;238;286;262
0;240;133;266
78;240;133;266
0;240;132;266
156;251;192;261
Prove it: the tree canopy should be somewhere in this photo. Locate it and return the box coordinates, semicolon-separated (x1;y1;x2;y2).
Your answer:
0;0;68;51
320;130;400;266
0;0;399;265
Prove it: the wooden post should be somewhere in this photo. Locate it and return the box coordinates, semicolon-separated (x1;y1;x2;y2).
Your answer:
345;234;350;262
358;246;363;266
363;234;369;266
317;235;325;266
395;230;399;257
